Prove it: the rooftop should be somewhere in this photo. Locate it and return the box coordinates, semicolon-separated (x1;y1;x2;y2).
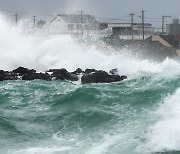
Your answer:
54;14;99;24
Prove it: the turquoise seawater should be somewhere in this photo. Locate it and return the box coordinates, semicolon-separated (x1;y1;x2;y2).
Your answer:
0;75;180;154
1;12;180;154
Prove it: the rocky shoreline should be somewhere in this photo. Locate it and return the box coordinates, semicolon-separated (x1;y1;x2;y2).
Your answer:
0;67;127;84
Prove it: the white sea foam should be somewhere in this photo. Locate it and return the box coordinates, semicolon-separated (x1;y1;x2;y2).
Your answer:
11;146;71;154
0;14;180;79
85;133;134;154
1;12;180;154
140;88;180;153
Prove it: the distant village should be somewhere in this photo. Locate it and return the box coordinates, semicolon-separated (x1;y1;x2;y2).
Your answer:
29;13;180;55
8;11;180;58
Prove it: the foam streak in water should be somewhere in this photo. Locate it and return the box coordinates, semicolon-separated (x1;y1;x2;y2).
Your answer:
143;88;180;153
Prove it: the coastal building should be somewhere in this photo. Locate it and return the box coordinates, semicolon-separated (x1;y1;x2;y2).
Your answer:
107;22;154;40
155;19;180;54
166;19;180;35
49;14;110;36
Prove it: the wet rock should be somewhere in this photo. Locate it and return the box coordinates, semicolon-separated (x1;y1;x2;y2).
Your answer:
7;72;19;80
0;70;5;81
0;67;127;83
81;70;127;84
12;67;50;81
109;69;118;75
47;68;78;81
119;75;128;80
84;69;97;74
22;73;51;81
0;71;19;81
70;74;79;81
12;67;36;75
71;68;84;75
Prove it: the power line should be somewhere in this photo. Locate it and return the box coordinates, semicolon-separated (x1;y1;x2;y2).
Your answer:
141;10;145;41
129;13;135;40
0;9;54;17
0;8;175;30
95;14;130;20
162;15;171;35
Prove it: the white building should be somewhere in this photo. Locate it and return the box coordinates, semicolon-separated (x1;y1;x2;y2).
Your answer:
49;14;101;35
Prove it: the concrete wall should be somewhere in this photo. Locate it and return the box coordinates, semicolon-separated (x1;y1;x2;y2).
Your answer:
167;24;180;35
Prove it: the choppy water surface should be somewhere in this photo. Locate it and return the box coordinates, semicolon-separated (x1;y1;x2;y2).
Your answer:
0;75;180;154
0;14;180;154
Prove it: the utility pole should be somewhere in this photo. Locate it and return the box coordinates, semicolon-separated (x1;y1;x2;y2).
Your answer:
33;16;36;30
141;10;145;41
80;10;84;36
162;15;171;35
129;13;135;40
15;14;18;26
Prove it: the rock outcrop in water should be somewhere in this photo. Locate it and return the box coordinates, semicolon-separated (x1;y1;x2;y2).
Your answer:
81;70;127;84
46;68;78;81
0;67;127;84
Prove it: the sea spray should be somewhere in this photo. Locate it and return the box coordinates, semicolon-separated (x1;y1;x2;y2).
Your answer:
0;13;180;154
0;13;177;76
139;88;180;153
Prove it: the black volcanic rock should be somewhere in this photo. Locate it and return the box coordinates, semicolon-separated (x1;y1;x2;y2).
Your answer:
22;73;51;81
0;71;19;81
71;68;84;75
12;67;36;75
7;72;19;80
12;67;50;81
70;74;79;81
81;70;127;84
109;69;118;75
0;67;127;83
0;70;5;81
47;68;78;81
84;69;97;74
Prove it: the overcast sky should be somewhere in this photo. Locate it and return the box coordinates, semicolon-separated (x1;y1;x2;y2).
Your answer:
0;0;179;27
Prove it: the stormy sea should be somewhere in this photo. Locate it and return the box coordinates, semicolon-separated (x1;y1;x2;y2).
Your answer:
0;15;180;154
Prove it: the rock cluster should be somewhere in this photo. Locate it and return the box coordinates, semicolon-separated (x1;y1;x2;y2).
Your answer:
0;67;127;84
